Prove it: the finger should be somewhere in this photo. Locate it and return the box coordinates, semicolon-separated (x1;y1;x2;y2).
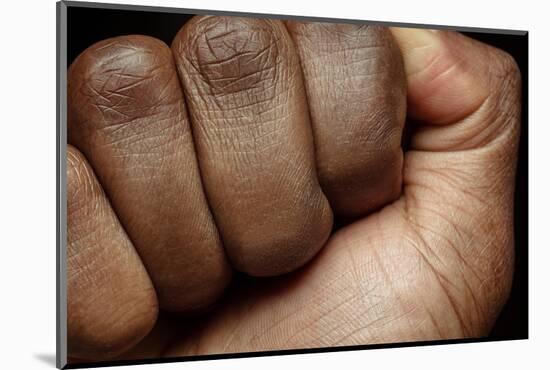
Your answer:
67;145;158;360
286;21;407;217
68;35;232;312
391;28;521;329
391;28;521;149
172;16;333;276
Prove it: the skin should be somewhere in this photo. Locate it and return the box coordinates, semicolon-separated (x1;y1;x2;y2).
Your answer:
285;21;407;217
171;17;333;276
66;17;521;362
67;145;157;359
68;35;232;313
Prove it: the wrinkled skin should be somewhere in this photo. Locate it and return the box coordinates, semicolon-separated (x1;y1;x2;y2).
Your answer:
66;16;521;362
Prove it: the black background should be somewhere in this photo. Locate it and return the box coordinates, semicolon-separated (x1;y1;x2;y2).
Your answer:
66;5;528;343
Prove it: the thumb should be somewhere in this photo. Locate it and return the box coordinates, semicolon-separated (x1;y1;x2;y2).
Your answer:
391;28;521;148
390;28;522;333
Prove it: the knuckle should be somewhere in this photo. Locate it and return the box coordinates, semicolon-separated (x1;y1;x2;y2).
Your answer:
68;35;174;129
175;16;290;97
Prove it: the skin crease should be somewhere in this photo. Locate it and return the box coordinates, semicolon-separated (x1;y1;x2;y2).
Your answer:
171;17;334;276
67;35;232;313
66;145;158;359
66;17;521;362
285;21;407;218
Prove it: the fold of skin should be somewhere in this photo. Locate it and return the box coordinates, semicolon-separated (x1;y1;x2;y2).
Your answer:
171;16;335;277
66;18;520;363
68;35;232;314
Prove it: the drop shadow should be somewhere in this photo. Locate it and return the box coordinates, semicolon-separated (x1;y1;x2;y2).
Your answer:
34;353;57;367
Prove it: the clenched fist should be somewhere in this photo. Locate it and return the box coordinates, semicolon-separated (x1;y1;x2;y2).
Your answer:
66;16;521;362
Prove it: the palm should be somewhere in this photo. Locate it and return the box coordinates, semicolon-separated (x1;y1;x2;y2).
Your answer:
67;23;520;365
121;144;513;359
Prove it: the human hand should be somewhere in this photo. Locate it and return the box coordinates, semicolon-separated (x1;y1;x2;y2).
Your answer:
66;16;521;361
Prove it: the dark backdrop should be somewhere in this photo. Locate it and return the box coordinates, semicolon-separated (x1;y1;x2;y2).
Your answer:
66;4;528;342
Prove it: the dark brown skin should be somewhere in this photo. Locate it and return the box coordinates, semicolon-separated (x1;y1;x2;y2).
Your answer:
67;145;157;358
68;35;232;312
285;21;407;217
172;17;333;276
66;17;521;363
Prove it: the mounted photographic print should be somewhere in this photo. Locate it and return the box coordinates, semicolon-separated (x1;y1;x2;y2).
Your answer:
56;1;528;368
